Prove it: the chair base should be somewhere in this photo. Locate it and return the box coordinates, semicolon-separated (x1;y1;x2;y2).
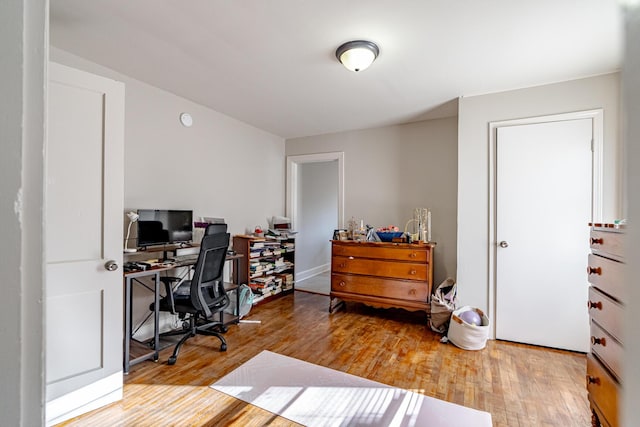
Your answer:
160;314;227;365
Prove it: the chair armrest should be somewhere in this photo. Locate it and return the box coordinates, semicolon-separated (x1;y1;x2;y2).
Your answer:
197;283;212;318
161;278;178;314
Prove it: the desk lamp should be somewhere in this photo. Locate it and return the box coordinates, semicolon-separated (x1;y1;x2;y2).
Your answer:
124;211;139;253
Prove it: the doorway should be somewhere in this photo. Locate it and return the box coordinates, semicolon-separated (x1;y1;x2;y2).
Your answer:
489;110;603;352
286;152;344;290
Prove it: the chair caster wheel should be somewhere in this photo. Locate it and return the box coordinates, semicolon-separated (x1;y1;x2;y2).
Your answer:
220;325;228;333
220;343;227;352
168;356;177;365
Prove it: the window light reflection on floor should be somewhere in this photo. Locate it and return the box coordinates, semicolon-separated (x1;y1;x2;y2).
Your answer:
219;385;425;427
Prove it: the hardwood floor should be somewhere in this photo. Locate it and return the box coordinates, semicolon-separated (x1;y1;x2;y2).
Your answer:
59;292;590;426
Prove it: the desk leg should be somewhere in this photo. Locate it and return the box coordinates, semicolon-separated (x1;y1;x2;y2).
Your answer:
234;257;240;324
124;277;132;374
152;272;160;362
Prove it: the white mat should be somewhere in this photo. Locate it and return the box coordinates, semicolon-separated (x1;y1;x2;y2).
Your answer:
211;350;492;427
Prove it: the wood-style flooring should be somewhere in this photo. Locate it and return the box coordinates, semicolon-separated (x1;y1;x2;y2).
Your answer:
59;292;590;427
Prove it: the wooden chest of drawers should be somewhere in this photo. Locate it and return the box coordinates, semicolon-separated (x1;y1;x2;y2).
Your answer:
587;225;625;427
330;240;435;314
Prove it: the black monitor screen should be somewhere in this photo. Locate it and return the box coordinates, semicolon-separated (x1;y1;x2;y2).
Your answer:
137;209;193;247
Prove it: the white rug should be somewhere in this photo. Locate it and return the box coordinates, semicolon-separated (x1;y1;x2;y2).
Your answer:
211;350;492;427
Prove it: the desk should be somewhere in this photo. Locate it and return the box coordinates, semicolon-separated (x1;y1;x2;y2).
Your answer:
123;253;243;374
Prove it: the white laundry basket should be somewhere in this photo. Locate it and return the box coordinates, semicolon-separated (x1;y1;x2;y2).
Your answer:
447;306;490;350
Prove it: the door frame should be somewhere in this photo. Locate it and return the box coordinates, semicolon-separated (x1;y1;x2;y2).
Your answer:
286;152;345;231
488;109;603;339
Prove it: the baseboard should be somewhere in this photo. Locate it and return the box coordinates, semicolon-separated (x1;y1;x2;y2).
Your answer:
46;372;123;426
296;263;330;283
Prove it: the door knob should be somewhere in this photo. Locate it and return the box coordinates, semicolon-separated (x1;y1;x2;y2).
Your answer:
104;260;119;271
499;241;509;248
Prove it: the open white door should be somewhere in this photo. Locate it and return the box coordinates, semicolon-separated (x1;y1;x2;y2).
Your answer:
495;118;593;352
45;62;124;425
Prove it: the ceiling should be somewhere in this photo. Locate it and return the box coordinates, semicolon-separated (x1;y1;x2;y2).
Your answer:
49;1;623;139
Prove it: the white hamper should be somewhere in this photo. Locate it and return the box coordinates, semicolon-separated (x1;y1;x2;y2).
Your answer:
447;306;490;350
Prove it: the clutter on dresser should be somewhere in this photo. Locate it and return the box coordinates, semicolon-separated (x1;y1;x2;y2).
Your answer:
404;207;432;242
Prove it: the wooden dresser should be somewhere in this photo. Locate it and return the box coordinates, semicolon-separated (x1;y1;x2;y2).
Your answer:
586;224;625;427
330;240;435;314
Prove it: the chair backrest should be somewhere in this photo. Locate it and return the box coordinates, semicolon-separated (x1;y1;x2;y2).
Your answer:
205;223;227;236
190;232;230;317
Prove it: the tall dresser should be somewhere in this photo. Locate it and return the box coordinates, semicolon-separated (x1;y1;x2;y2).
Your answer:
586;224;625;427
330;240;435;314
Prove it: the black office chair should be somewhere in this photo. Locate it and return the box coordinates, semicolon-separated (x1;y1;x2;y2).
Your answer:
204;223;227;235
157;222;228;290
155;232;231;365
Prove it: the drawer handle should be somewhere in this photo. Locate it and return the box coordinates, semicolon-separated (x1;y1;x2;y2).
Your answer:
409;269;417;275
340;263;346;268
409;253;417;258
339;281;346;287
587;300;603;310
590;237;604;245
409;289;417;295
591;336;607;347
586;375;600;385
587;266;602;275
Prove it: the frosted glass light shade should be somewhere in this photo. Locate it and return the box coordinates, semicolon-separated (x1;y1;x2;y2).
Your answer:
336;40;379;72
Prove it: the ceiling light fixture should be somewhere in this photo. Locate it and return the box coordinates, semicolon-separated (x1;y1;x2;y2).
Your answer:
335;40;379;72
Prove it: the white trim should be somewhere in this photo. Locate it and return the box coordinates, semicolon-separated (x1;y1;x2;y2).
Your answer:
46;371;123;426
286;152;345;230
296;263;331;283
487;109;603;339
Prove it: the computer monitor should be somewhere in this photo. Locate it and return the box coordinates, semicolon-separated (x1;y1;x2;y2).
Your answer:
136;209;193;247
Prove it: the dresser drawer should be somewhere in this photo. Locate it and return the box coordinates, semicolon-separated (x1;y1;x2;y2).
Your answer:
587;354;619;427
590;229;624;260
332;243;428;262
332;256;427;281
587;254;625;301
332;273;429;302
588;286;623;343
590;321;622;381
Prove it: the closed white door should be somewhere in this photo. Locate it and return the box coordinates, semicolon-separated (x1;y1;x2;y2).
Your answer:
46;63;124;423
496;119;592;352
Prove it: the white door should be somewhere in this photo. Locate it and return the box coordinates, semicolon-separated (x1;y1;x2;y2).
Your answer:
496;119;592;352
46;62;124;424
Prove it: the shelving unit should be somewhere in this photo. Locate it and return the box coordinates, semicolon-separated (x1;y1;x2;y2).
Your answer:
233;234;295;305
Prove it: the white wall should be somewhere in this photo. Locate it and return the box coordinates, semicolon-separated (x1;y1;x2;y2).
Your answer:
623;5;640;426
286;117;458;285
297;161;338;277
0;1;47;425
51;48;286;234
457;73;620;312
50;47;286;338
